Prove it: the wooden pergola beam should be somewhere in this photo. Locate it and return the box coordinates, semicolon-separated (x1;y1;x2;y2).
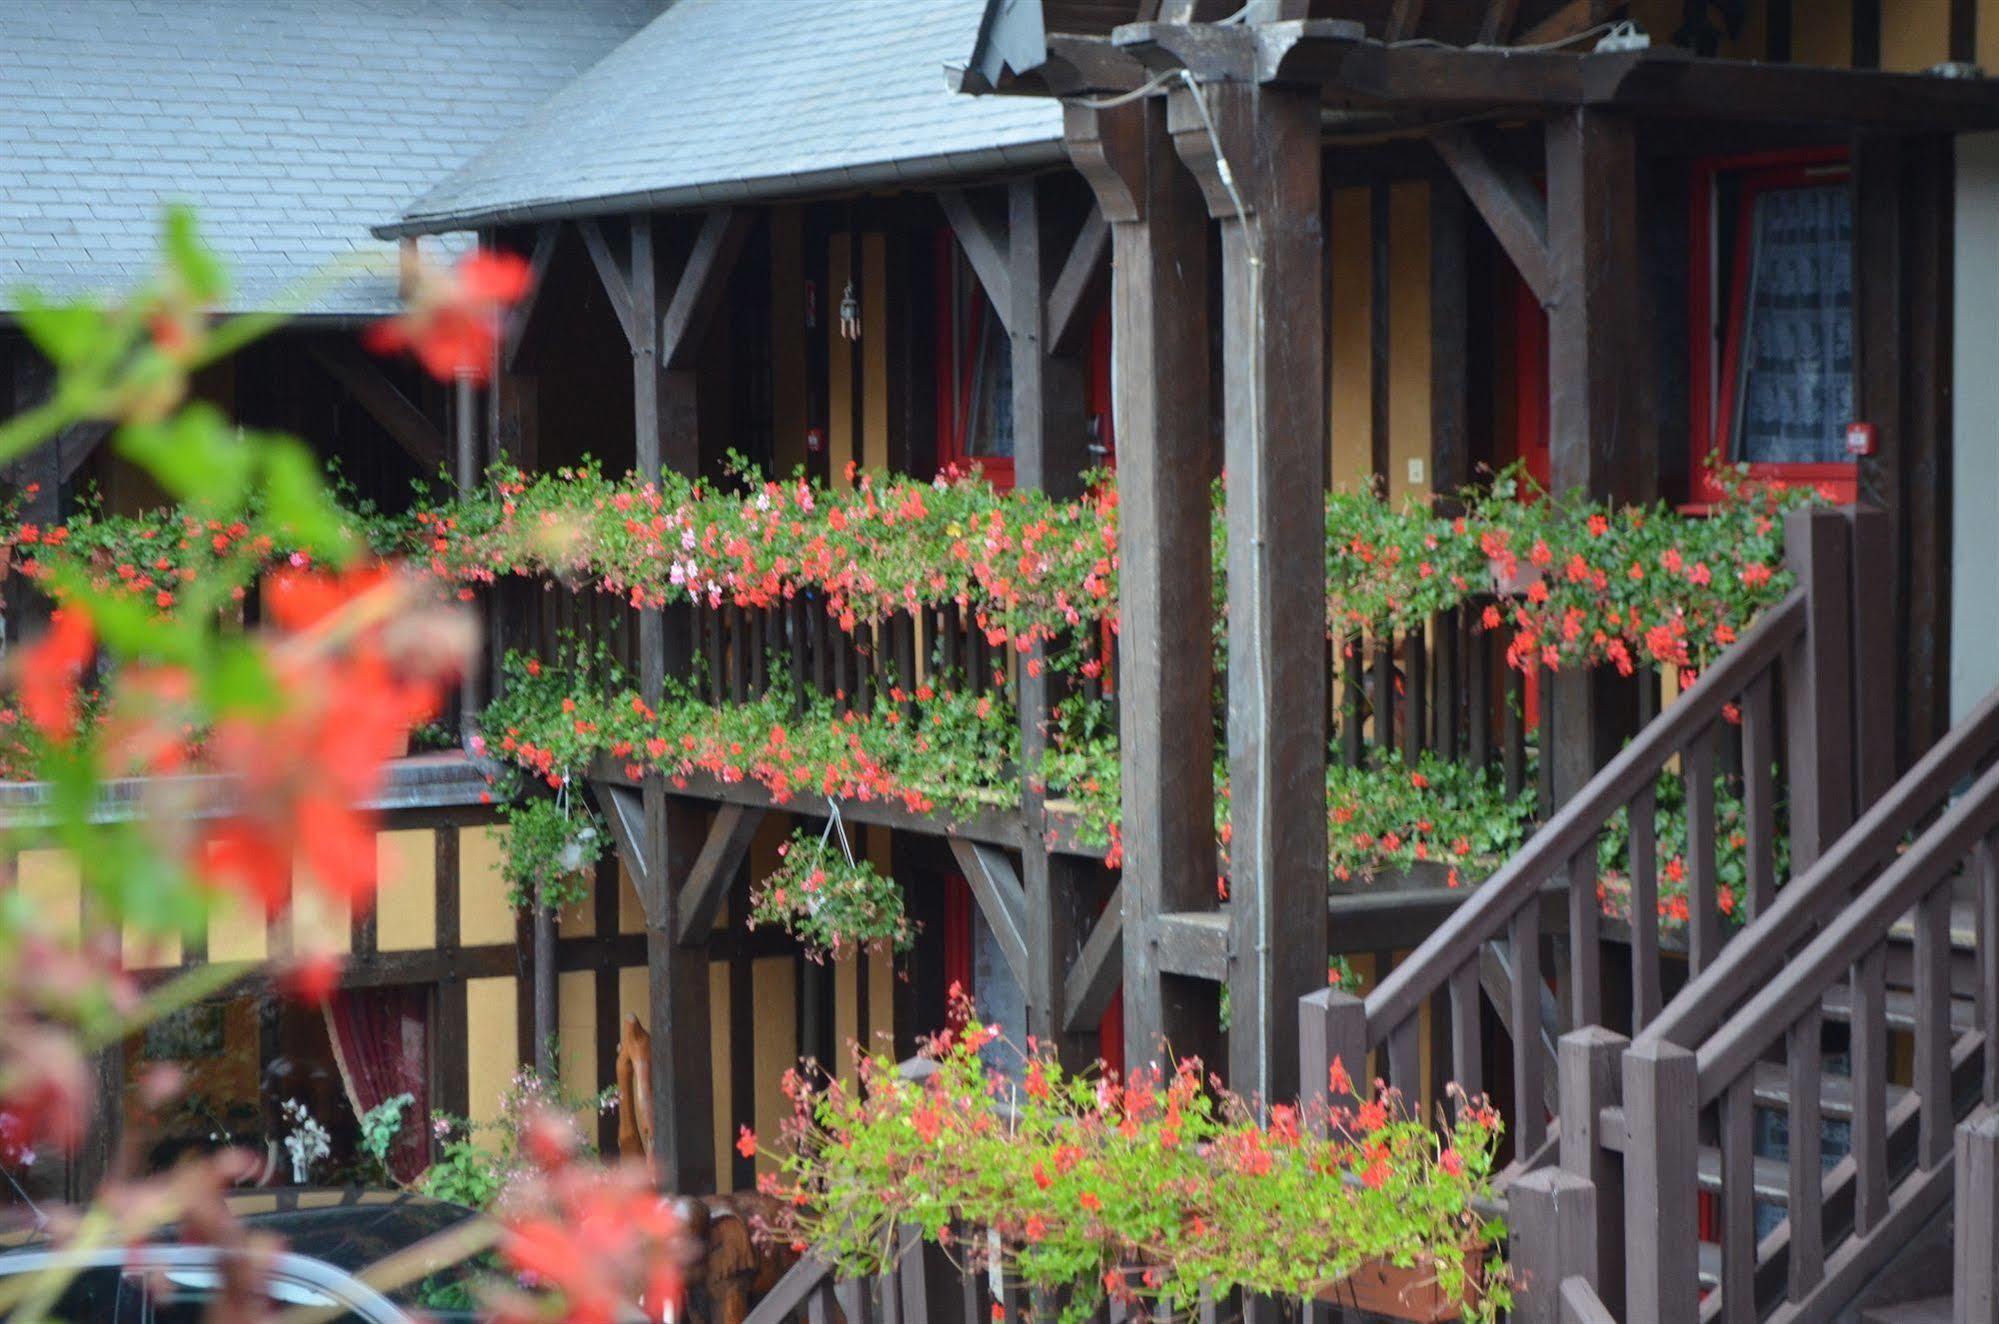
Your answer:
1063;880;1124;1034
576;218;638;348
1478;0;1521;44
675;803;765;943
306;341;447;472
501;223;562;372
1385;0;1426;42
948;838;1030;989
660;208;754;370
1046;209;1110;357
1431;126;1553;306
938;189;1015;335
1517;0;1619;47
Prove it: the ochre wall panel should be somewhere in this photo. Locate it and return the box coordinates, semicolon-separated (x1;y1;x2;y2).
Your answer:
288;882;349;957
618;859;646;935
828;239;855;488
18;849;80;939
466;976;517;1126
1388;182;1433;505
710;961;732;1190
1881;0;1951;70
458;825;517;947
208;891;266;963
750;955;797;1178
1794;0;1855;67
1982;0;1999;72
558;969;595;1102
374;829;435;951
864;232;890;474
1328;187;1374;489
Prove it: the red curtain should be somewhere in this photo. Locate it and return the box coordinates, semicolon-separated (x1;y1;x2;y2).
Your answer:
324;986;430;1184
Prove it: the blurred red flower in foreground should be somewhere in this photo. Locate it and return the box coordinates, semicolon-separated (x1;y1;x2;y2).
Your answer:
14;609;94;743
363;249;533;384
490;1109;689;1324
200;566;471;913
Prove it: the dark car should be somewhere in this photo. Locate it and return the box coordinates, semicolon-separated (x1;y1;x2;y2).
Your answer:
0;1188;501;1323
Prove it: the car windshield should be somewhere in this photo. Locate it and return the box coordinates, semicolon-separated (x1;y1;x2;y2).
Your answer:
229;1192;503;1319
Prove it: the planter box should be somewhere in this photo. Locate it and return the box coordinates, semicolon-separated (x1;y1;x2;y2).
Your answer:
1327;861;1472;896
1320;1250;1487;1323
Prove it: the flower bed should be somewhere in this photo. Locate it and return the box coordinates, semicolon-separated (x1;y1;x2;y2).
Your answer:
755;1000;1511;1322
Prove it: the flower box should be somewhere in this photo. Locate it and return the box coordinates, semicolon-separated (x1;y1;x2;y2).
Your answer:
1321;1247;1489;1323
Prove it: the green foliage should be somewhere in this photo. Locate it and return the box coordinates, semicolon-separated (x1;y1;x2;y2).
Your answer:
749;827;913;960
1595;758;1789;929
355;1092;416;1188
496;793;605;911
419;1070;617;1211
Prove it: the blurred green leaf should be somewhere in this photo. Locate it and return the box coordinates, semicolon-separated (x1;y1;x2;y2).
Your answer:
115;404;252;507
164;205;225;302
15;292;108;368
202;637;282;719
49;568;200;663
261;436;356;563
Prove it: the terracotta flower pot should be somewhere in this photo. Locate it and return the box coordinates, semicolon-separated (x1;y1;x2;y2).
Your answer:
1320;1248;1488;1323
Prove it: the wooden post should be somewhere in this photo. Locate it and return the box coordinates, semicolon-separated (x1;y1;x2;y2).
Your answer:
1956;1110;1999;1324
1622;1040;1699;1324
1559;1027;1626;1314
1299;987;1368;1123
1170;74;1327;1107
1067;97;1217;1076
1509;1168;1600;1324
1543;107;1653;808
1785;507;1856;873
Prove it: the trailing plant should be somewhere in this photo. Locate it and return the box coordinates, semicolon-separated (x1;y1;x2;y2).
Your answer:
1320;750;1536;886
757;999;1510;1322
496;790;605;911
748;823;914;961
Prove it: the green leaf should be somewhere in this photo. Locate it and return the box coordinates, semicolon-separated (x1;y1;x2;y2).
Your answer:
164;205;226;302
201;637;283;719
14;292;108;368
260;436;355;563
115;404;253;507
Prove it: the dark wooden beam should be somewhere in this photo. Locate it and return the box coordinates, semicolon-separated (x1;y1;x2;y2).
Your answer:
1046;208;1111;357
56;421;111;485
644;786;714;1192
660;208;754;370
948;838;1030;988
1431;126;1553;306
1952;0;1977;64
502;223;561;371
938;189;1014;336
577;218;637;349
675;803;765;943
1170;77;1327;1105
1066;95;1217;1080
1009;178;1092;498
1063;880;1124;1034
592;779;653;922
1479;0;1522;44
306;341;448;472
1430;175;1471;494
1386;0;1427;42
1151;911;1229;982
1043;35;1152;97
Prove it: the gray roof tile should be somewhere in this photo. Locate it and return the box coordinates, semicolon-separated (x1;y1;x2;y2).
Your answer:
0;0;661;315
389;0;1064;236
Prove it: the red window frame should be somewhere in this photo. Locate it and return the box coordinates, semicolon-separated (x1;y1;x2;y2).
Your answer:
934;230;1116;485
1689;147;1857;505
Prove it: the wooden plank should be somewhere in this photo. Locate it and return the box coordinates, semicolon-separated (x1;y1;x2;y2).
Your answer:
1566;847;1601;1029
1628;781;1661;1029
1151;911;1229;982
1066;97;1216;1075
1558;1025;1626;1312
1916;885;1955;1169
1063;880;1124;1034
1683;726;1719;974
577;217;637;348
1956;1111;1999;1324
502;222;561;371
1784;509;1856;872
675;803;764;943
1046;208;1111;357
1510;899;1545;1154
306;341;447;471
1369;180;1392;484
645;785;715;1193
1429;179;1470;497
1385;0;1426;41
948;838;1030;988
1449;959;1482;1101
1431;127;1552;306
1623;1040;1700;1324
660;208;754;370
938;189;1014;337
1741;671;1777;918
1479;0;1522;44
1718;1078;1755;1324
593;779;653;923
1980;836;1999;1108
1168;78;1327;1106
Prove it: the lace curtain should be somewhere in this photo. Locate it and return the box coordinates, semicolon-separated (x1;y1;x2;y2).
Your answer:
1731;182;1854;465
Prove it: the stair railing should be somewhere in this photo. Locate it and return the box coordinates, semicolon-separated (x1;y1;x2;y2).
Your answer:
1617;751;1999;1324
1316;507;1869;1164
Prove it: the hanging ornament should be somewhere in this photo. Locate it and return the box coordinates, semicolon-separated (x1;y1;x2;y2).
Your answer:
838;280;861;342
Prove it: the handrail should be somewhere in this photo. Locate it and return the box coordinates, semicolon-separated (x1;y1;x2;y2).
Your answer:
1693;755;1999;1100
1363;588;1807;1038
1640;682;1999;1053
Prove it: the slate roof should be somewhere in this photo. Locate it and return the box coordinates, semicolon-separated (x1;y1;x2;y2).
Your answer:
383;0;1067;238
0;0;662;316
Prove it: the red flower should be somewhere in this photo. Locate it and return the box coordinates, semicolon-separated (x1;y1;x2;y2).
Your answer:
363;250;533;384
736;1125;757;1159
15;609;94;742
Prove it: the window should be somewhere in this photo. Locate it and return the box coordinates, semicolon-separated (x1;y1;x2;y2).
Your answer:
1693;150;1856;503
937;233;1016;486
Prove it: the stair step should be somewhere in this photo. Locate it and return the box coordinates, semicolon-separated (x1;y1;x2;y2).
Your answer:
1695;1144;1792;1205
1820;983;1977;1034
1749;1061;1913;1120
1861;1297;1953;1324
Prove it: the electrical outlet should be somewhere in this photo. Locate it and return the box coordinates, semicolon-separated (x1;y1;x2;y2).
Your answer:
1406;458;1425;486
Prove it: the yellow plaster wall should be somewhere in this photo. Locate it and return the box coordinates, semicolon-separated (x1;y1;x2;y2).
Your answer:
287;882;349;957
618;858;646;935
208;891;267;963
558;969;595;1099
1881;0;1951;71
1328;187;1374;490
18;849;80;938
1795;0;1855;67
1983;0;1999;73
750;955;797;1178
1387;182;1433;505
828;231;892;488
458;825;517;947
710;962;732;1188
466;976;517;1127
375;829;435;951
829;240;856;487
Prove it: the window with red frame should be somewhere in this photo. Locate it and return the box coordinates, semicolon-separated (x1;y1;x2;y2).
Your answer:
935;230;1116;486
1691;149;1856;503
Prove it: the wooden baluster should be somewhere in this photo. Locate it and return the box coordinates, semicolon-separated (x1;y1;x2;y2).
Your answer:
1510;900;1545;1155
878;1266;901;1324
1341;635;1364;769
705;609;725;704
1684;726;1719;974
1916;885;1955;1169
1629;782;1661;1031
1624;1040;1701;1324
1638;663;1660;726
1468;614;1492;772
835;1277;871;1324
788;599;808;716
1388;1011;1420;1096
1788;1006;1824;1301
857;620;876;713
897;614;917;721
1741;671;1777;919
1449;959;1482;1103
833;615;852;710
1435;607;1459;761
895;1225;926;1323
813;601;832;699
1568;847;1602;1030
750;606;768;696
808;1280;835;1324
1979;834;1999;1107
960;1262;981;1324
1851;944;1890;1236
1719;1077;1757;1324
1536;670;1554;816
1371;635;1395;756
1406;622;1428;759
1104;630;1119;733
1504;666;1526;798
729;606;749;704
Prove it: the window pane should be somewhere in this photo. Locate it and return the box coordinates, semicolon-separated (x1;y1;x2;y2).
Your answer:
1731;182;1853;466
964;302;1014;460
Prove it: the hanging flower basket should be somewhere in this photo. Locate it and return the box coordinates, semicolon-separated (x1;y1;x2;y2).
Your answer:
1321;1244;1492;1322
749;808;913;961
